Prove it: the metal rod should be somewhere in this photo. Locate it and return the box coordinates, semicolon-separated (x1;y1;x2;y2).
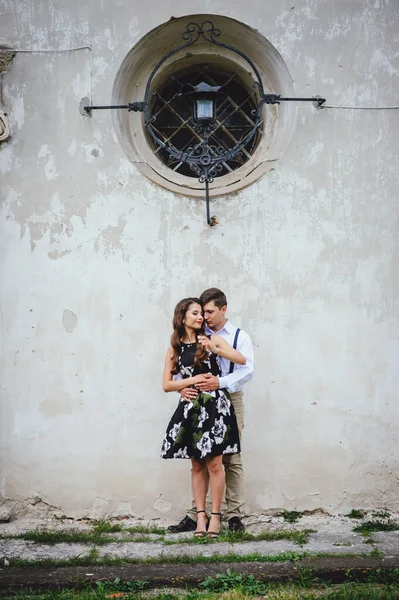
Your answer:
84;97;325;112
205;180;211;226
85;105;132;111
84;97;325;113
204;182;218;227
84;102;145;112
279;97;326;104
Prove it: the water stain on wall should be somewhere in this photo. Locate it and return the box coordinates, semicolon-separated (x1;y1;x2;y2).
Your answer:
62;309;78;332
39;394;73;417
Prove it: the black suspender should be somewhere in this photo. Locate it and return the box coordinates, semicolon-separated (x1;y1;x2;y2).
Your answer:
229;328;241;374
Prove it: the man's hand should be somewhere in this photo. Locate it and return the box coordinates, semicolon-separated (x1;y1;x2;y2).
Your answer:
180;387;198;401
197;335;216;353
195;374;220;391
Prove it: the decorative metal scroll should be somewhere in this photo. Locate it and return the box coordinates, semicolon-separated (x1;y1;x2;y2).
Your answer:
85;21;325;226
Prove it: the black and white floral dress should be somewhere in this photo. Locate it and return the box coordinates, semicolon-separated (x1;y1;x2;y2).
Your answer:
161;342;241;460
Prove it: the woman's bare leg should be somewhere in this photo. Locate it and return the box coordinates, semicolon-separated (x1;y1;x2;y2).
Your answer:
191;458;208;532
207;455;225;534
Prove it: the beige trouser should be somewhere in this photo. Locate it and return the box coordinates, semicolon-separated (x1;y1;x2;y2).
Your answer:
188;391;245;521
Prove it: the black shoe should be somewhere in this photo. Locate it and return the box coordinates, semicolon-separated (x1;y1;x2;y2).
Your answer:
228;516;245;532
167;515;196;533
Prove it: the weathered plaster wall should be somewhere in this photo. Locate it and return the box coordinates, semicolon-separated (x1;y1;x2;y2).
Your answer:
0;0;398;518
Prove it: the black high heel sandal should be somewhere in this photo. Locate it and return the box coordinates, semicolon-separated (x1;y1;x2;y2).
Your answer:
207;512;222;538
194;510;208;538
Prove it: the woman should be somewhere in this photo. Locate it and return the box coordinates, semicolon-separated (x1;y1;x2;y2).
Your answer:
161;297;245;538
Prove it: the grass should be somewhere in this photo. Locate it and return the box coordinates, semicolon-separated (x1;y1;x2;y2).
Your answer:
4;550;311;569
2;526;313;547
323;584;399;599
295;565;325;589
365;567;399;584
1;524;165;546
362;537;376;544
6;549;380;570
353;519;399;535
11;530;116;546
126;525;166;535
197;567;321;594
95;577;149;594
92;520;123;534
198;569;269;594
164;528;315;546
372;510;391;519
7;529;158;545
282;510;303;524
368;548;385;559
2;580;399;600
345;509;366;519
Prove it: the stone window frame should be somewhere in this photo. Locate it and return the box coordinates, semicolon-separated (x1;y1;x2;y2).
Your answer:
112;14;296;198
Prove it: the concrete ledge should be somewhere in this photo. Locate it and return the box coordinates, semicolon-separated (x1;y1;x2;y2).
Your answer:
1;556;399;595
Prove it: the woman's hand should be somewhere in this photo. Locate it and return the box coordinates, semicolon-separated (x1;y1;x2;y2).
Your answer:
180;375;209;400
180;387;199;401
197;335;216;353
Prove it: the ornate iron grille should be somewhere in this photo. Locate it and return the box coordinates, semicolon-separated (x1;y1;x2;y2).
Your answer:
148;64;263;178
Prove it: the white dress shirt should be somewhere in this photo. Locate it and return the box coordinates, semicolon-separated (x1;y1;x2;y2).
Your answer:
205;319;254;393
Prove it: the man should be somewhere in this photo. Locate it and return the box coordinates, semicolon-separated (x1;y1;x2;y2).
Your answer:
168;287;254;532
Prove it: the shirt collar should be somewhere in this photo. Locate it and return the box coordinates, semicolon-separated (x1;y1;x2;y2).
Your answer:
206;318;235;336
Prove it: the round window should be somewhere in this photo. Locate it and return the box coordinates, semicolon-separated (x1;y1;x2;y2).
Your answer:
147;64;262;178
112;14;296;197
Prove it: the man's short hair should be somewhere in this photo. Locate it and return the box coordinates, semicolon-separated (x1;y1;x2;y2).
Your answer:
200;288;227;308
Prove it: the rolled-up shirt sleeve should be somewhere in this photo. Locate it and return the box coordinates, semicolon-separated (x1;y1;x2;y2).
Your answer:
218;332;254;393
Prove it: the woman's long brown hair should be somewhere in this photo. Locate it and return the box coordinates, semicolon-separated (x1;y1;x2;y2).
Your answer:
170;298;208;375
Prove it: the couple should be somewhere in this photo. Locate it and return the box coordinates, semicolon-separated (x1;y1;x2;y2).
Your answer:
161;288;254;537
